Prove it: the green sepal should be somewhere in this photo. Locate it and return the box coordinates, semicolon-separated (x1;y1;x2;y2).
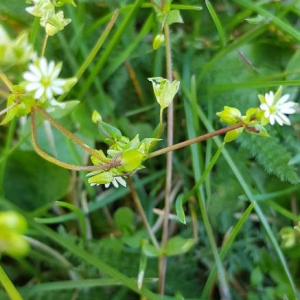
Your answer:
90;150;110;165
121;149;144;172
87;172;113;185
216;106;242;125
141;138;161;153
224;128;244;143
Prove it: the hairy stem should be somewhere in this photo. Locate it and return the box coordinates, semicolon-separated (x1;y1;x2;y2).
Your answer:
36;106;105;161
127;178;160;250
159;13;173;295
31;107;120;171
147;123;243;159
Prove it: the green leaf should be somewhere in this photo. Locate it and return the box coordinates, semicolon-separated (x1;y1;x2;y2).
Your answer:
250;267;263;286
175;194;186;224
3;150;70;210
166;10;183;25
142;243;160;257
164;236;195;256
47;100;80;119
113;207;134;235
99;120;122;141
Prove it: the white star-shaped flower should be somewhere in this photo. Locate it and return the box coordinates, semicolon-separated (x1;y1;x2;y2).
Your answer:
259;88;297;126
23;57;66;102
105;176;127;189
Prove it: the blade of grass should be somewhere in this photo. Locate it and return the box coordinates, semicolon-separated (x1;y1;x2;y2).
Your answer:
180;80;297;298
0;196;162;300
182;69;231;299
205;0;227;46
232;0;300;41
20;278;158;293
78;0;145;100
0;264;24;300
101;13;154;82
201;203;255;297
58;9;119;102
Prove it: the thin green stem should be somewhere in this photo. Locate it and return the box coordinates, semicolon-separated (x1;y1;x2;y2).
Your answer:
0;71;13;92
159;15;173;295
147;123;243;159
35;106;105;161
0;100;20;117
127;178;160;249
41;34;49;57
31;108;120;171
0;263;24;300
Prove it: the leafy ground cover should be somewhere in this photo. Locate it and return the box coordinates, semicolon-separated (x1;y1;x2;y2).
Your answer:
0;0;299;299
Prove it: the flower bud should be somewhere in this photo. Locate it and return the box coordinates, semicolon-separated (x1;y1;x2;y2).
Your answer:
216;106;242;124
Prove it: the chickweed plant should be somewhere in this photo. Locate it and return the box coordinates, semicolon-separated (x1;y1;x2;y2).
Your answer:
0;0;299;299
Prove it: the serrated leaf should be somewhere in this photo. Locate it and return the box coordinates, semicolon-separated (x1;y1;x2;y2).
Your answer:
175;194;186;224
238;133;299;184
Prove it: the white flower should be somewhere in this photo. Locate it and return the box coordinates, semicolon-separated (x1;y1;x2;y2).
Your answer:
259;87;297;126
23;57;66;102
105;176;127;189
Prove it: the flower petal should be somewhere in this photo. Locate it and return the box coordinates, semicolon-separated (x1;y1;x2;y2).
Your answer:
23;71;39;82
274;115;283;126
277;112;291;125
35;87;45;99
28;64;42;79
265;91;274;106
25;82;41;92
269;114;275;125
116;176;126;187
277;94;290;105
39;57;48;76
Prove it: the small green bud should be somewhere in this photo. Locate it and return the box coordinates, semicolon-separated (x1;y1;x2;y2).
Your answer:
4;233;30;257
88;172;113;185
224;128;243;143
216;106;242;125
148;77;180;110
121;149;144;172
0;211;27;233
280;227;297;248
153;34;165;50
92;110;102;124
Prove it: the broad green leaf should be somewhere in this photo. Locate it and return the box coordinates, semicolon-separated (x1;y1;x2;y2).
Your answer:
164;236;195;256
113;207;134;235
47;100;80;119
3;150;70;210
166;10;183;25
